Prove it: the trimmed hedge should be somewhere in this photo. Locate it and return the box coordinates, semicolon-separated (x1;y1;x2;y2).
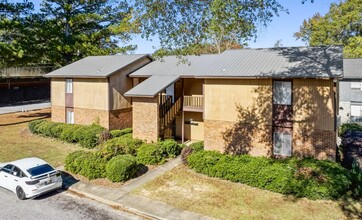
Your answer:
110;128;133;138
106;155;138;182
339;123;362;136
65;151;107;179
29;120;108;148
99;135;144;160
136;140;183;165
137;143;165;165
187;151;354;200
181;141;204;164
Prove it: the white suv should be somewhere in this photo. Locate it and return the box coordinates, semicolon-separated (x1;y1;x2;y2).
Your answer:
0;157;62;200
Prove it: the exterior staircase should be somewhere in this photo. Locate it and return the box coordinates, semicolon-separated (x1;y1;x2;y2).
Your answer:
159;96;182;138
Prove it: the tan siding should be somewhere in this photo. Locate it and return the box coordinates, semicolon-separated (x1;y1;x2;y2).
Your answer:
204;79;272;122
109;57;151;110
51;79;65;106
73;78;109;110
183;112;204;141
293;79;335;131
184;79;204;95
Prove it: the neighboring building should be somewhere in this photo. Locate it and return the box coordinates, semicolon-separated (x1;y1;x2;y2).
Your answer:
339;59;362;124
125;46;343;160
0;67;51;105
46;55;152;130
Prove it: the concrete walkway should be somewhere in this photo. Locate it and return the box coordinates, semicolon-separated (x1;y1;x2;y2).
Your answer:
62;157;213;220
0;102;51;114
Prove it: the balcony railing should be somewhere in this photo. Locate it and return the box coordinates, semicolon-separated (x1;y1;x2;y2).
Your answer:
183;95;203;112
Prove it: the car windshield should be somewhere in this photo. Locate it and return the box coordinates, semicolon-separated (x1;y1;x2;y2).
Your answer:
27;164;54;176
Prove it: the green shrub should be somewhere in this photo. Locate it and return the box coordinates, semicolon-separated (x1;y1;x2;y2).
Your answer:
110;128;133;138
158;139;182;158
106;155;138;182
60;124;82;143
339;123;362;136
181;141;204;164
100;135;143;160
65;151;107;179
137;144;165;165
189;141;204;152
187;151;353;200
28;119;47;134
73;124;106;148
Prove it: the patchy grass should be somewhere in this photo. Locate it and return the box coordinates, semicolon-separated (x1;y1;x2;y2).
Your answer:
0;109;85;167
133;165;362;220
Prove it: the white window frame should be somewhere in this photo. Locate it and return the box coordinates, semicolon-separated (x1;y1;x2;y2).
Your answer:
66;109;74;124
66;79;73;94
351;105;362;117
273;81;292;105
273;132;292;156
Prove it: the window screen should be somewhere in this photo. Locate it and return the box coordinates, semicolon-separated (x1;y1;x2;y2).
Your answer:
66;79;73;93
66;109;74;124
273;81;291;105
273;132;292;156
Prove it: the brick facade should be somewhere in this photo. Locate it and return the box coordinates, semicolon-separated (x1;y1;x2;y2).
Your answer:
293;126;336;160
132;97;159;142
204;119;273;157
51;105;65;123
109;107;132;130
74;107;109;129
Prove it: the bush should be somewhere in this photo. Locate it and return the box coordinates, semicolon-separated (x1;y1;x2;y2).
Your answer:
29;120;108;149
187;151;353;200
100;135;143;160
158;139;182;158
340;123;362;136
65;151;107;179
106;155;138;182
137;144;165;165
110;128;133;138
181;141;204;164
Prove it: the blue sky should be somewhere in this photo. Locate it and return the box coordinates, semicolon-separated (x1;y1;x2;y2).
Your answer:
28;0;338;54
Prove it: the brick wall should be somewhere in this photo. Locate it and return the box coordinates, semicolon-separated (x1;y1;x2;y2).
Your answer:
109;107;132;130
132;97;159;142
293;126;336;160
51;105;65;123
204;119;273;157
74;107;109;129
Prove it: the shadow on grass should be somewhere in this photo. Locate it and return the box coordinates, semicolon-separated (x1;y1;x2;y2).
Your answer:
0;113;49;126
339;196;362;219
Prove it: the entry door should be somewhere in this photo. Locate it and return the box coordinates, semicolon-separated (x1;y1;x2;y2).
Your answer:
272;81;292;156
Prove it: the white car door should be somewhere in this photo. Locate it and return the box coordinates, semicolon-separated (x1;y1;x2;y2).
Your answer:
0;164;14;190
8;166;22;193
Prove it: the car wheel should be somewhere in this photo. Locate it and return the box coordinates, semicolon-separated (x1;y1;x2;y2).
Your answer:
16;186;26;200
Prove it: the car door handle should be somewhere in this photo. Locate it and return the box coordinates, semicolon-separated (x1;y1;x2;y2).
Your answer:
4;175;7;177
14;179;18;182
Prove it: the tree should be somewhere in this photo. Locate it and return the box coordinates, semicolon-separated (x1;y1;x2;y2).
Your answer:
294;0;362;58
1;0;139;67
37;0;139;66
134;0;286;55
0;0;34;67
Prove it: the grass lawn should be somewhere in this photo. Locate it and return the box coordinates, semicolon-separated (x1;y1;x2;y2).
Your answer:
133;165;362;220
0;108;84;167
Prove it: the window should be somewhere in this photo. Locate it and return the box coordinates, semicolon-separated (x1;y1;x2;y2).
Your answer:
273;132;292;156
27;164;54;177
351;81;362;90
66;108;74;124
351;105;362;117
1;164;13;174
273;81;291;105
66;79;73;94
